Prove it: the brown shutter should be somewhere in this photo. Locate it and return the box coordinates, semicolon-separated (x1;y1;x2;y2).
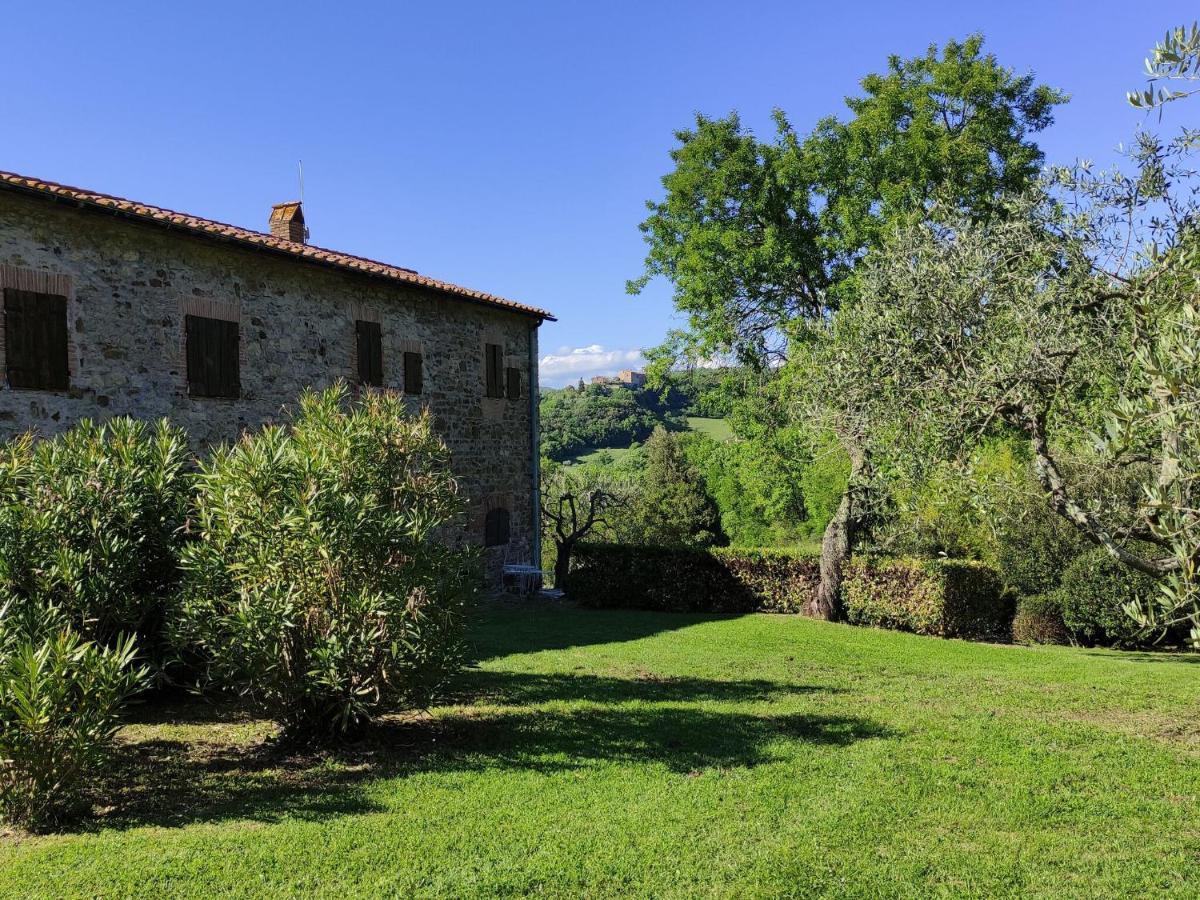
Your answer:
505;366;521;401
403;351;423;395
485;343;503;398
4;289;69;391
356;320;383;386
186;314;239;398
219;319;241;398
484;507;510;546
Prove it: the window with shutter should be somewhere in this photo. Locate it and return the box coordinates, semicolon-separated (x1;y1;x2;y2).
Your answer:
485;343;504;398
185;314;240;398
505;366;521;401
3;289;69;391
484;507;511;547
403;351;423;395
356;320;383;386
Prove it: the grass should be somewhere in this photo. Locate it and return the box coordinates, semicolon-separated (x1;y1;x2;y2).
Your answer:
3;605;1199;897
686;415;733;441
571;444;637;465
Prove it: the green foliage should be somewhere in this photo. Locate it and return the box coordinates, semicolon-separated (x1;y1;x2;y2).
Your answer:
807;34;1066;276
684;432;806;547
1011;593;1069;646
539;382;680;461
0;418;190;669
1056;549;1163;649
626;427;724;548
174;385;476;740
842;558;1011;640
1128;22;1200;109
566;543;820;613
0;604;147;829
797;435;850;538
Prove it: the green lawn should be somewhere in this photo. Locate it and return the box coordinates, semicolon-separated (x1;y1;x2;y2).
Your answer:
686;415;733;441
3;605;1199;897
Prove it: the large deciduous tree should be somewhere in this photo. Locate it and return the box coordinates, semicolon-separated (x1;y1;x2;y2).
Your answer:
630;35;1065;617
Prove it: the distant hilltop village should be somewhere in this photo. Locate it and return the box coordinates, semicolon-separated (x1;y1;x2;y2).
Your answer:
591;370;646;388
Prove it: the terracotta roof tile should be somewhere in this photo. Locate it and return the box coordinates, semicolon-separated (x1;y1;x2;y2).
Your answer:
0;171;555;321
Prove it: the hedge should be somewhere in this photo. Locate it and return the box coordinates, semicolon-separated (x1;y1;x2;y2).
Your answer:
566;544;1010;640
842;558;1011;640
1012;593;1070;645
565;544;819;613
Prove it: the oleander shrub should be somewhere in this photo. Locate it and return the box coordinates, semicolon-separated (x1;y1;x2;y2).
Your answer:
0;602;147;830
842;558;1010;640
173;385;477;741
0;419;190;670
1011;592;1070;645
566;543;819;613
1056;548;1161;648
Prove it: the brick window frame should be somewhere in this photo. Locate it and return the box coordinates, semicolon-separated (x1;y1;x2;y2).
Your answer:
0;265;76;392
180;297;242;399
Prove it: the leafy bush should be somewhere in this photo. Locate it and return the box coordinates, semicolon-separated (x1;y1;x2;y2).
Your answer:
0;604;146;830
567;544;819;613
0;418;189;668
1056;548;1161;648
1011;593;1069;645
174;386;477;740
842;558;1011;640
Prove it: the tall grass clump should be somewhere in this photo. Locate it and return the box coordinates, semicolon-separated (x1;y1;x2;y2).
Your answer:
174;384;477;741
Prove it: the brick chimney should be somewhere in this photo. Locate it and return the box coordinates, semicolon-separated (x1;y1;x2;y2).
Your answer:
269;201;306;243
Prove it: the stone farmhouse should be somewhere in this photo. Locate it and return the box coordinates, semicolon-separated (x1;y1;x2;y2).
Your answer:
0;171;554;576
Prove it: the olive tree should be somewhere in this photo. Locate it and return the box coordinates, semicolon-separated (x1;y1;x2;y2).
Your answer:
837;167;1200;644
541;463;625;587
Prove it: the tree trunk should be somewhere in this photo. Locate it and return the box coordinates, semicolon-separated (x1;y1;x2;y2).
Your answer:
804;445;866;620
554;538;575;589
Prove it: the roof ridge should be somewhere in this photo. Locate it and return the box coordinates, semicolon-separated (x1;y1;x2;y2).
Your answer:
0;170;555;321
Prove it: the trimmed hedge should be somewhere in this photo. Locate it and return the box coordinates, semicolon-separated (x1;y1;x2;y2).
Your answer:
1012;593;1069;645
565;544;818;613
842;558;1011;640
567;544;1009;640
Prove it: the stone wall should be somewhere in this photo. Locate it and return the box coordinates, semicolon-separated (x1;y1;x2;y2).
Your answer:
0;190;543;578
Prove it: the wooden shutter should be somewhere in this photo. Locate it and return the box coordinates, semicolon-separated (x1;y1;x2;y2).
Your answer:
485;343;504;398
484;507;510;546
186;315;240;398
403;351;423;395
3;289;69;391
356;320;383;386
505;366;521;401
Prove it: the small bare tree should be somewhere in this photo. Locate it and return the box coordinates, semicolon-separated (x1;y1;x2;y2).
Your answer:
541;466;624;588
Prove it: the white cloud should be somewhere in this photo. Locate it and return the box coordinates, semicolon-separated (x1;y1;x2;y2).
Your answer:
538;344;648;387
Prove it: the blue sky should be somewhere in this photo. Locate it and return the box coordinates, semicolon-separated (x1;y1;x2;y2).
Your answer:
3;1;1194;385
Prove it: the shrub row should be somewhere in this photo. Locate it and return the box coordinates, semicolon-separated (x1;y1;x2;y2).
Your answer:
567;544;1010;639
566;543;820;613
0;385;476;829
841;558;1011;640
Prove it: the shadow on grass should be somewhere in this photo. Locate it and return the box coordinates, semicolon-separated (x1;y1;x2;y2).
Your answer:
468;601;746;662
446;669;841;706
1080;649;1200;665
85;670;886;835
